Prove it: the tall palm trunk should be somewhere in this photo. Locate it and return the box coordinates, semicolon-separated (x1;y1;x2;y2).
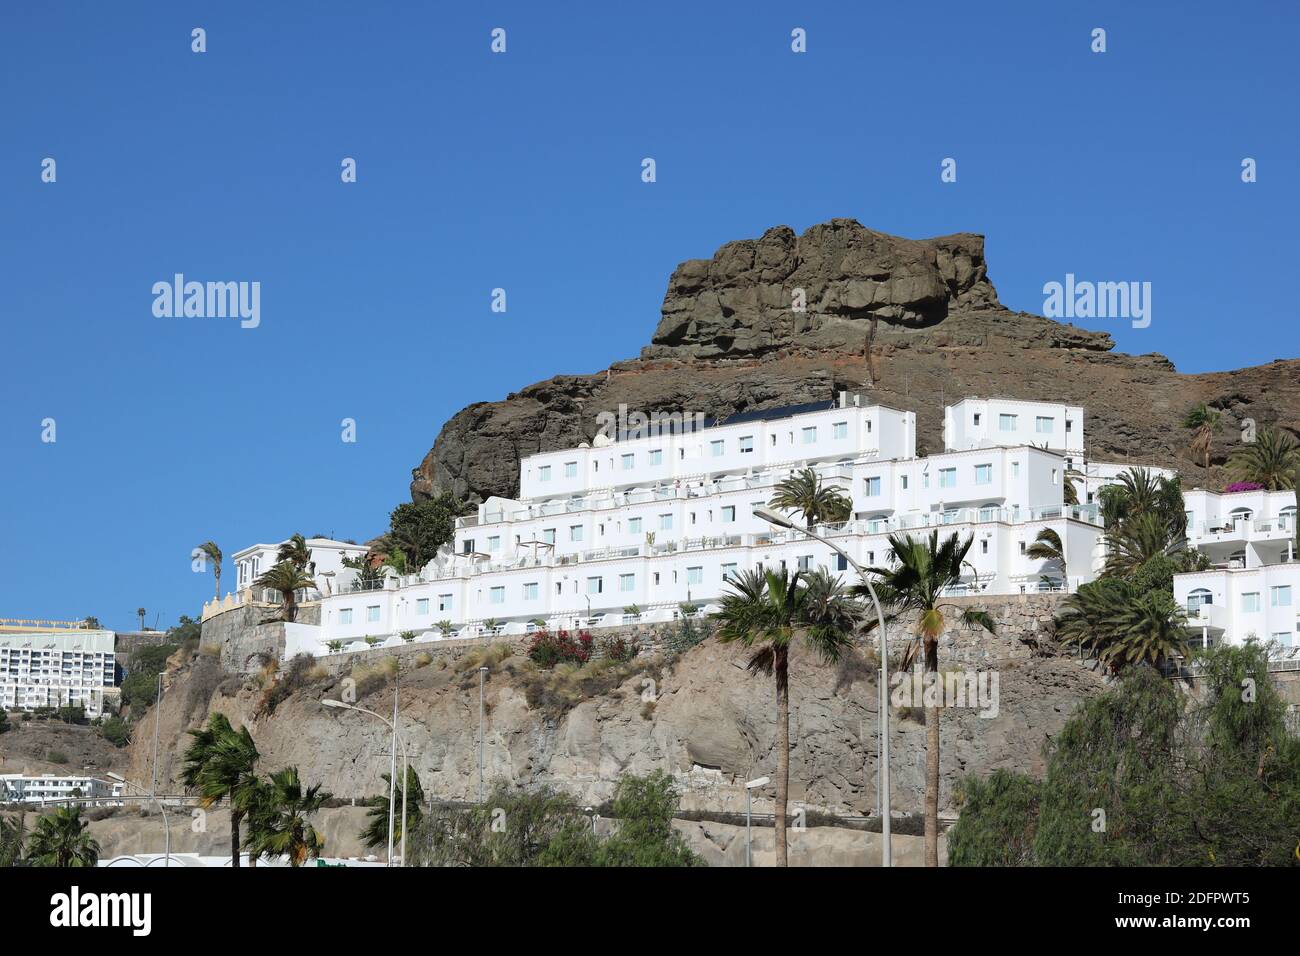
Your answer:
923;639;940;867
774;646;790;867
214;567;221;599
230;809;242;867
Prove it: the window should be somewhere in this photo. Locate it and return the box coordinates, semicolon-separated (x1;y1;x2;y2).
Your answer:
973;413;981;426
938;468;957;489
1011;461;1020;479
438;594;452;612
802;427;817;444
416;598;429;615
653;572;660;585
622;453;635;470
721;506;736;523
1019;541;1027;554
628;517;642;534
569;525;583;542
539;465;552;482
999;414;1017;432
487;535;500;552
1187;588;1212;613
659;514;673;530
739;435;754;453
900;475;909;490
564;461;578;478
863;476;881;497
338;608;353;625
835;554;848;571
586;576;603;595
489;587;504;605
1242;592;1261;613
710;440;724;457
542;528;556;545
649;449;663;466
686;566;703;585
833;422;848;439
1035;416;1054;434
722;563;738;581
1271;585;1292;607
367;606;381;623
797;555;813;571
979;505;997;521
463;539;475;554
974;464;992;485
619;573;635;592
523;582;539;601
1273;632;1293;647
980;539;989;554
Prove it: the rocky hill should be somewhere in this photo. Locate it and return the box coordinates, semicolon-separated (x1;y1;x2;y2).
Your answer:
411;219;1299;504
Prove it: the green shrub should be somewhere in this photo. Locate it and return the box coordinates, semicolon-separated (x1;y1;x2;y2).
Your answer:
101;716;131;747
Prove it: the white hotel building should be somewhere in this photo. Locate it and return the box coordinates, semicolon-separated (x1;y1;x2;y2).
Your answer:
255;395;1175;657
0;774;125;805
0;630;118;718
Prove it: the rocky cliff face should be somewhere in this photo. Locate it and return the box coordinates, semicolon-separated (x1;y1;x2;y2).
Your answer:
411;218;1299;504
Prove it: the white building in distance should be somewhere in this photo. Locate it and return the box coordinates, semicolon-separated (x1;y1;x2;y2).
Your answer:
0;630;117;718
0;774;124;805
231;537;370;601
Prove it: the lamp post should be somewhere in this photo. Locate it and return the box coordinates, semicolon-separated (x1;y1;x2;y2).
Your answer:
744;776;769;867
107;772;170;867
753;506;892;868
478;665;488;803
323;698;410;866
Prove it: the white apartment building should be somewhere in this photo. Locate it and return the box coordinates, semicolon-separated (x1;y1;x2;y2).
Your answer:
1173;487;1298;649
0;774;124;805
945;397;1084;456
0;630;117;718
248;394;1168;658
232;537;370;600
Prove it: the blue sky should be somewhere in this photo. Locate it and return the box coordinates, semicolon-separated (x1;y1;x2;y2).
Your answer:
1;1;1296;632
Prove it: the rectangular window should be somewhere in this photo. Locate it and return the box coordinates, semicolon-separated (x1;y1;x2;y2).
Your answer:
973;413;981;426
739;436;754;454
1242;592;1261;613
1011;462;1020;479
721;506;736;523
1035;416;1054;434
999;414;1017;432
1271;585;1292;607
621;453;635;470
339;608;353;625
900;475;909;490
489;587;505;605
686;566;703;585
710;440;724;457
863;476;881;497
586;576;603;595
798;555;813;571
721;563;738;581
1273;632;1293;647
487;535;500;552
980;539;989;554
619;573;635;592
367;606;380;623
416;598;429;615
833;422;848;439
523;583;539;601
974;464;992;485
802;426;817;444
939;468;957;489
564;461;578;478
570;525;583;542
660;513;673;530
539;465;552;482
438;594;452;612
649;449;663;466
628;517;642;534
835;554;848;571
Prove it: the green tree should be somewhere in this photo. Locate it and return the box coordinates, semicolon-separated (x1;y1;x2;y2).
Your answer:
0;814;25;867
100;715;131;747
1025;527;1067;585
1227;426;1300;490
0;710;9;735
1103;511;1187;577
386;494;468;570
859;530;995;867
360;766;424;850
197;540;223;598
715;567;857;866
591;771;703;867
181;713;261;867
25;806;100;867
768;467;852;531
253;561;317;622
947;769;1040;866
276;533;312;571
245;768;330;867
1182;403;1222;470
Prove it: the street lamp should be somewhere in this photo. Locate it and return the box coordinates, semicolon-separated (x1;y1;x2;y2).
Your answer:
107;772;171;867
753;506;893;868
744;776;769;868
323;698;410;866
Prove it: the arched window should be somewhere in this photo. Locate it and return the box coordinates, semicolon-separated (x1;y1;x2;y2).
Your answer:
1229;507;1253;528
1187;588;1212;613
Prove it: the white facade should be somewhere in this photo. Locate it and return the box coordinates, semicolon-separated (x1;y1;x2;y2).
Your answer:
0;630;117;718
232;537;370;600
0;774;124;804
945;397;1084;456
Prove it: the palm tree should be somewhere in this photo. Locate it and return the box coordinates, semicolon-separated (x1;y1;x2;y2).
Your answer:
1227;426;1300;490
25;805;100;867
769;467;852;531
361;766;424;850
246;767;331;867
181;713;260;866
858;530;996;867
1055;581;1189;671
136;607;146;630
715;568;857;866
1182;403;1222;470
0;814;26;867
1103;511;1187;577
277;533;312;571
253;561;317;622
1026;527;1067;586
197;540;223;598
